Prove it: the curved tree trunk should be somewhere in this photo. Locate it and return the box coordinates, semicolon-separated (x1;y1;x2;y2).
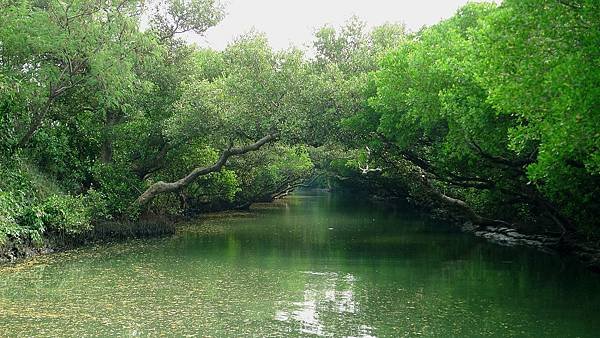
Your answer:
135;134;278;208
413;168;514;228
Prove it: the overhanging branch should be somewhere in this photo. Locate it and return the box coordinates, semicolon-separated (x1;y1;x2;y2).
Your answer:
135;133;278;208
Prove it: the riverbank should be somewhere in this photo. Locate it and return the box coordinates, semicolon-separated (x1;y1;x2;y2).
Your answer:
3;193;600;274
372;193;600;273
0;198;286;264
0;219;176;264
457;220;600;273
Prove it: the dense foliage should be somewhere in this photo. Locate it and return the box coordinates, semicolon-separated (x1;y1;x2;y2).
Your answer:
0;0;598;251
353;0;599;238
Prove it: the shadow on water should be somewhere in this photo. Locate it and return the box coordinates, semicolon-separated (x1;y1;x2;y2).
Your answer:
0;191;599;337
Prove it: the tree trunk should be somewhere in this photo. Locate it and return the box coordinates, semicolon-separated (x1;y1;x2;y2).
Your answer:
135;134;278;208
17;100;54;149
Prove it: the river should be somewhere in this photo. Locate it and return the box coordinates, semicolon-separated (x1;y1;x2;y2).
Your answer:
1;191;599;337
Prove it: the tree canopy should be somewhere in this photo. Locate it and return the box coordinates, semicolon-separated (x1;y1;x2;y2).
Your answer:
1;0;598;251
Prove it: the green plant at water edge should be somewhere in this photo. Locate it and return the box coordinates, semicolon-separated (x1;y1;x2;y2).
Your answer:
42;194;92;236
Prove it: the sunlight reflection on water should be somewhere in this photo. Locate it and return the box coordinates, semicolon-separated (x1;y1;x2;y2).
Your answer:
274;271;370;337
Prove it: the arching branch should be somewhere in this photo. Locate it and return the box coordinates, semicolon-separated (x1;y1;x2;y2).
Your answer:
414;168;514;228
135;133;278;208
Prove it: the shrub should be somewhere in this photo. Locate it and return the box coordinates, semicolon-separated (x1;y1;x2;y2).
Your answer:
0;191;23;245
84;188;111;221
42;194;92;235
18;204;46;245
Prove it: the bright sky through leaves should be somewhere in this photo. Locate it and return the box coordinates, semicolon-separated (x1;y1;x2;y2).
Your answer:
190;0;501;50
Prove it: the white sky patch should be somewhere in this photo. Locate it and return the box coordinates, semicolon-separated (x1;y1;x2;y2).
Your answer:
186;0;501;50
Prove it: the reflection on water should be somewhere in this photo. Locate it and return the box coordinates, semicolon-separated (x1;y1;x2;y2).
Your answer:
275;271;361;336
0;191;599;337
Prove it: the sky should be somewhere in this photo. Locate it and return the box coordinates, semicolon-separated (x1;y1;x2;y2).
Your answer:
188;0;500;51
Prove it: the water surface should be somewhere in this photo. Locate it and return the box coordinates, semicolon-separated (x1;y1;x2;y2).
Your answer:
1;192;599;337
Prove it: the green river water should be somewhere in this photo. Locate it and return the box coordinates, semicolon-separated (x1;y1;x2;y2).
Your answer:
1;192;599;337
